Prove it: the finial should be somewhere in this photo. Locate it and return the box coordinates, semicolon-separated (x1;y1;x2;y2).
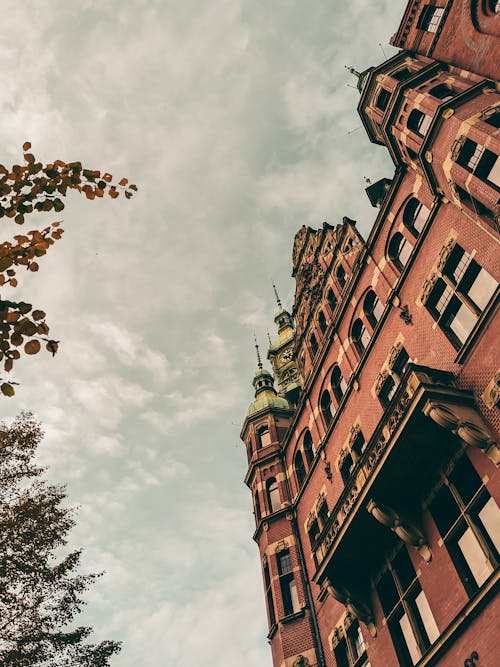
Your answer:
364;176;372;184
254;333;262;369
345;65;361;78
267;332;272;346
272;281;282;308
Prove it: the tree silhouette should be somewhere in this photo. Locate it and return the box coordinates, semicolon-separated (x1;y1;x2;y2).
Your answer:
0;143;137;395
0;412;121;666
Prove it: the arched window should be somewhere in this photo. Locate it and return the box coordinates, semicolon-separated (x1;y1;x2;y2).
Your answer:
331;366;347;403
363;289;384;328
352;318;370;355
295;450;306;488
254;491;261;521
389;233;414;269
407;109;432;137
310;333;319;357
318;311;327;334
403;197;430;235
327;288;337;313
258;426;271;448
336;265;347;289
267;478;281;513
321;390;333;427
303;430;314;465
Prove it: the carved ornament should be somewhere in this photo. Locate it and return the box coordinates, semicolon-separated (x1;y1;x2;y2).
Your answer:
387;342;403;370
450;135;465;161
348;424;361;447
437;238;456;271
292;656;310;667
420;272;438;305
374;371;389;396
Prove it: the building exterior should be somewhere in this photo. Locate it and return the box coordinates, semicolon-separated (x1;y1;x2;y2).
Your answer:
240;4;500;667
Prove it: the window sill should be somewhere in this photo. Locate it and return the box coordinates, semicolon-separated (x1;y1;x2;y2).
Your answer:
266;623;278;640
279;608;305;626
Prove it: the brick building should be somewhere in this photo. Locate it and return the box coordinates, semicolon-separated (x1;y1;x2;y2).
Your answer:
240;3;499;667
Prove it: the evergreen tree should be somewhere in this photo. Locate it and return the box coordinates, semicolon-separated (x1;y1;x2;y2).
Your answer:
0;412;120;666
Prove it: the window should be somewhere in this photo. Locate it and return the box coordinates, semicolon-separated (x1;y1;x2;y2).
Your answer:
429;83;453;101
403;197;430;235
317;499;329;528
336;265;347;289
456;138;500;189
340;451;355;484
310;332;319;357
331;366;347;403
321;390;333;427
278;551;300;616
352;317;370;355
308;517;320;548
318;310;328;334
407;109;432;137
333;620;370;667
429;455;500;595
295;450;306;488
407;146;418;162
377;347;410;407
264;562;276;628
417;6;444;32
376;88;391;111
376;548;439;665
267;478;281;513
303;430;315;466
258;426;271;448
425;243;497;348
327;288;338;313
389;232;414;269
351;430;367;459
364;290;384;328
486;0;500;12
484;111;500;129
254;491;261;521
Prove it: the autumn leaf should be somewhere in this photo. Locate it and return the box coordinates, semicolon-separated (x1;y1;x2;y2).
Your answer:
46;340;58;356
32;310;46;320
24;339;41;355
1;382;14;396
22;141;31;151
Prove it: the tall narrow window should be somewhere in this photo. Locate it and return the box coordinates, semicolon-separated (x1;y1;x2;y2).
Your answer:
377;347;410;407
336;265;347;289
331;366;347;404
333;620;370;667
392;67;412;81
364;289;384;328
351;430;367;459
407;109;432;137
352;318;370;355
429;455;499;595
340;452;355;484
267;478;281;513
417;6;444;32
456;138;500;189
429;84;453;101
321;390;333;427
295;450;306;488
403;197;430;235
389;232;414;269
425;243;497;348
278;551;300;616
327;288;338;313
303;430;315;466
376;548;439;665
310;332;319;357
375;88;391;111
318;310;328;334
254;491;261;521
264;562;276;628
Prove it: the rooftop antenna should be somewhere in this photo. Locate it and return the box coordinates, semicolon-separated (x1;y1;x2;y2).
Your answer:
347;127;361;135
254;333;262;369
267;332;272;346
272;281;282;308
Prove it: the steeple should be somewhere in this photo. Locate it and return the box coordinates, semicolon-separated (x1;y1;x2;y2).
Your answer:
272;282;294;337
247;337;290;417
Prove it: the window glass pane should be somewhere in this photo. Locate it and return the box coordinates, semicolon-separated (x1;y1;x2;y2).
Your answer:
485;154;500;187
468;268;497;310
399;613;421;664
458;527;492;586
278;552;292;574
393;548;416;592
433;281;453;315
373;298;384;321
334;639;350;667
399;238;413;265
413;204;429;233
289;578;300;613
415;590;440;644
430;485;461;536
377;570;399;615
450;456;483;505
354;624;366;657
448;302;476;344
478;497;500;552
419;114;432;135
260;429;272;447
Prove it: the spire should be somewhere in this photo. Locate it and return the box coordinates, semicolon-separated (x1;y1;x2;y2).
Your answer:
254;333;263;370
345;65;361;79
345;64;373;93
272;281;282;308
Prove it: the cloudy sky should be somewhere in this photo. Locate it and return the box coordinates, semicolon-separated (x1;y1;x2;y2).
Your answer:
0;2;405;665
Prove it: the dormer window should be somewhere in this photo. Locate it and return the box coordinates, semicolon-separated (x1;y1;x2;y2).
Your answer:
417;5;444;33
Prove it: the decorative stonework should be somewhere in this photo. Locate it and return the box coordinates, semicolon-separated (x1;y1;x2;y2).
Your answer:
348;424;361;447
481;371;500;409
367;499;432;562
437;237;456;271
275;539;288;553
450;135;466;161
374;370;389;396
292;655;310;667
420;272;438;305
387;342;403;370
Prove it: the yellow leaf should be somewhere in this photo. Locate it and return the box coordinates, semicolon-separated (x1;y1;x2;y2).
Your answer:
1;382;14;397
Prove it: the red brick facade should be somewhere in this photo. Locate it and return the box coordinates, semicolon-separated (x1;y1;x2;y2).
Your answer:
241;4;499;666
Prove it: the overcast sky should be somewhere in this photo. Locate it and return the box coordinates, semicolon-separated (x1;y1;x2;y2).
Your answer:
0;2;405;665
